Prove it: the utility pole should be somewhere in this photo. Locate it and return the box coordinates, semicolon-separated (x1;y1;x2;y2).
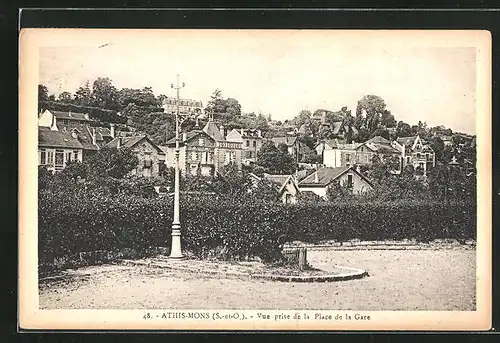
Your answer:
169;74;185;259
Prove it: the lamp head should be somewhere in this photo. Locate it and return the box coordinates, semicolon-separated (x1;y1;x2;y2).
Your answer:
182;82;185;88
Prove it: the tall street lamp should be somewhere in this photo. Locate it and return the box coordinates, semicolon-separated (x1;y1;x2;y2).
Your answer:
169;74;186;259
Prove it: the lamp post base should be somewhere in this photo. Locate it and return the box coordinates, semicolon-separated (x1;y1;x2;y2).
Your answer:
168;225;184;259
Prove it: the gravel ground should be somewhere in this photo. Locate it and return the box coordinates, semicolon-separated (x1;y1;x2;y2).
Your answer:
39;248;476;311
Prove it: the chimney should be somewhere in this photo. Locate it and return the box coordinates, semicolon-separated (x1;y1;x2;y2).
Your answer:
117;137;121;149
220;125;225;138
257;129;262;138
110;123;115;138
92;127;97;145
182;132;187;142
356;165;361;173
314;170;319;183
71;130;78;139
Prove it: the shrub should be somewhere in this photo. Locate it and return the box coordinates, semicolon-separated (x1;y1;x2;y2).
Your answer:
39;187;476;270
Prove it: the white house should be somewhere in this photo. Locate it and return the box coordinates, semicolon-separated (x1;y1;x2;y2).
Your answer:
298;166;373;198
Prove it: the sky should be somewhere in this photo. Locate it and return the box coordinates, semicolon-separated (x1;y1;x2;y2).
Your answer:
39;30;478;134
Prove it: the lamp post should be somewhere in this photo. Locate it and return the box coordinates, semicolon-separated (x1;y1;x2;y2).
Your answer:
169;74;186;259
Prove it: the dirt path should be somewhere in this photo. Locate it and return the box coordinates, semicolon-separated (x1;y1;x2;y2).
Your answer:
39;248;476;310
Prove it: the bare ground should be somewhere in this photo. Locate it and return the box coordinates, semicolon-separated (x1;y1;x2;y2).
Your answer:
39;248;476;311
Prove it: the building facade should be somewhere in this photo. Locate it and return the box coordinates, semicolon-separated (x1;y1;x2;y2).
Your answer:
163;98;204;116
393;135;435;174
226;128;263;162
38;127;85;173
105;135;165;178
164;121;243;176
298;166;373;198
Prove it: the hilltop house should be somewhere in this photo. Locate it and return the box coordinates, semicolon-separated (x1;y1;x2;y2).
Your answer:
163;98;204;117
392;135;435;175
298;166;373;198
105;135;165;178
226;128;263;163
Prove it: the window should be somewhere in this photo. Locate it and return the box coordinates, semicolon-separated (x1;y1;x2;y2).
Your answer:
40;149;46;165
55;150;64;169
346;154;351;162
144;159;152;168
253;141;256;147
347;174;353;188
285;194;292;204
201;151;208;164
47;151;54;165
198;138;204;146
246;140;250;147
406;156;411;164
416;153;421;159
191;151;197;160
225;151;235;164
66;151;72;164
73;150;79;161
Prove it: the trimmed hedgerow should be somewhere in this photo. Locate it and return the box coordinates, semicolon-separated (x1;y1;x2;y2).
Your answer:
39;190;476;267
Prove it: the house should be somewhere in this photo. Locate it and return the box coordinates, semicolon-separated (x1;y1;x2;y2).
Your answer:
440;135;453;147
298;166;373;198
322;143;361;168
164;119;243;176
330;121;359;140
249;173;301;204
270;136;305;157
105;135;165;178
226;128;263;162
202;120;243;171
393;135;435;175
314;138;345;156
38;109;93;129
163;98;204;117
38;127;85;173
165;130;216;176
38;109;117;163
322;135;403;173
352;136;401;171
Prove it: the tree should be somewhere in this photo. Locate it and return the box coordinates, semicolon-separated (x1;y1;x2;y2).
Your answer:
291;110;312;127
38;84;49;106
84;147;139;179
355;95;388;134
58;91;73;103
396;121;413;138
74;81;92;107
256;141;295;174
91;77;120;111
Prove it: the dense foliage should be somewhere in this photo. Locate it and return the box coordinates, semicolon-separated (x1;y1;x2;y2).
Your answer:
39;185;476;268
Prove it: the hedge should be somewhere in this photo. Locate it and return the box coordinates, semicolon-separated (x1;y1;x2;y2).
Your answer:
39;189;476;267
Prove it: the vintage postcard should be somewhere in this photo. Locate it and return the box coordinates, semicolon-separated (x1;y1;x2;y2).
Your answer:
19;29;491;331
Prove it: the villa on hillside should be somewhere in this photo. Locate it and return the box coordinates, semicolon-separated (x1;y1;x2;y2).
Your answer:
298;166;373;198
226;128;263;163
393;135;435;175
164;119;243;176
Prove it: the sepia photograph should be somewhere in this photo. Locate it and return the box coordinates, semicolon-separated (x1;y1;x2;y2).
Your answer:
18;29;491;330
